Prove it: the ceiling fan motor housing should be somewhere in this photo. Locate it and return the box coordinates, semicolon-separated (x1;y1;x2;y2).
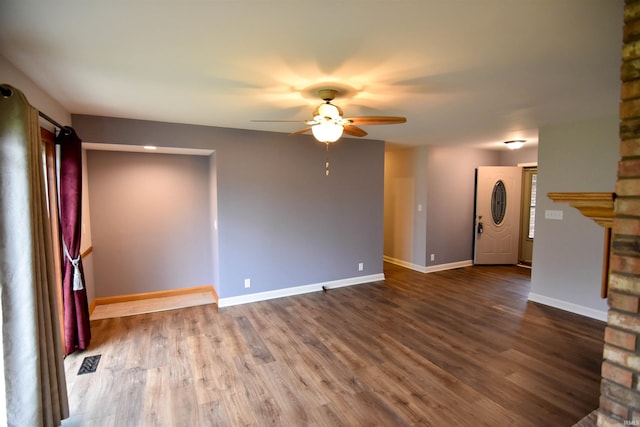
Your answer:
318;89;338;102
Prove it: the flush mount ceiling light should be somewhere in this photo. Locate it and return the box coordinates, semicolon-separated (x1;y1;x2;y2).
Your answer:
504;139;526;150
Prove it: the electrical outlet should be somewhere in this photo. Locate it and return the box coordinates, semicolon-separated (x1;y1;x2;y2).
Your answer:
244;278;251;288
358;262;364;271
430;254;435;262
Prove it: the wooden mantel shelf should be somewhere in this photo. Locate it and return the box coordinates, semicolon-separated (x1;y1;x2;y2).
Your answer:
547;192;616;228
547;191;616;299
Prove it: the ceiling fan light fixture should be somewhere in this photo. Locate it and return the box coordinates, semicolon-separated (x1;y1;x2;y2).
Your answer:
312;122;344;143
315;102;342;120
504;139;526;150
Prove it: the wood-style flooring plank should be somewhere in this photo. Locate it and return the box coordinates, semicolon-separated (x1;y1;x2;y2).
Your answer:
141;366;172;427
63;263;605;426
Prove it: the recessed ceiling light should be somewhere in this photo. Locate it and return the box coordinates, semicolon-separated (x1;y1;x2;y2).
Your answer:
143;145;157;150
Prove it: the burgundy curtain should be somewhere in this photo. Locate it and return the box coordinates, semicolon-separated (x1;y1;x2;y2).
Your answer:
57;127;91;353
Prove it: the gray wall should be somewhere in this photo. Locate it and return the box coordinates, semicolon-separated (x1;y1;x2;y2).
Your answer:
530;115;619;318
86;151;213;297
74;115;385;299
424;146;501;266
208;152;220;297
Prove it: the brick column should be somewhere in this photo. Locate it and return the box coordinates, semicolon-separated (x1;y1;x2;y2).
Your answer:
598;1;640;425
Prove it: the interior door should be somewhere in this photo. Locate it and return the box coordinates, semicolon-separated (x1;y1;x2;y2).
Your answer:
474;166;522;265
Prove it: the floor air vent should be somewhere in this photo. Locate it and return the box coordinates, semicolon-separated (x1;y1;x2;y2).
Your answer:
77;355;101;375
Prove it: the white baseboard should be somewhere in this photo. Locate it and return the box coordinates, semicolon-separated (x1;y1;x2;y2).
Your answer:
383;256;426;272
528;292;608;322
383;256;473;274
424;260;473;273
217;273;385;308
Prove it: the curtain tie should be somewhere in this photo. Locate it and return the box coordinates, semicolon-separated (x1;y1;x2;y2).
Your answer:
63;241;84;291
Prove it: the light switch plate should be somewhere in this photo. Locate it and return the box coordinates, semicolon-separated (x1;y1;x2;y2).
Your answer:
545;209;563;220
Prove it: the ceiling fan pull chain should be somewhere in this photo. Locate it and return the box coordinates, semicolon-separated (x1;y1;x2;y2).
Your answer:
325;142;330;176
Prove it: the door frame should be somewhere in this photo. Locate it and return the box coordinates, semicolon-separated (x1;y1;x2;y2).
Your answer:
518;166;537;265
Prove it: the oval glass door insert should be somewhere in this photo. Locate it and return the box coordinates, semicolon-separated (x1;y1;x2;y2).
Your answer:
491;180;507;225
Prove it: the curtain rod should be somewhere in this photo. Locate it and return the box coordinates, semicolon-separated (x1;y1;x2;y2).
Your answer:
39;111;69;134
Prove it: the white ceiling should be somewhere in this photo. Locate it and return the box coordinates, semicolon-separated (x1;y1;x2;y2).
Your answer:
0;1;624;149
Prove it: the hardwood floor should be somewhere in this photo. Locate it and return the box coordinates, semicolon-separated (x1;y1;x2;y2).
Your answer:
62;263;605;426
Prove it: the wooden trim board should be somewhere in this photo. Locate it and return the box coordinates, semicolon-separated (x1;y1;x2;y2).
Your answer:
93;285;215;306
81;246;93;259
89;286;217;320
88;299;98;315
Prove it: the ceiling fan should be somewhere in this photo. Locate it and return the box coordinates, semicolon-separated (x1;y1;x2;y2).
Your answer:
253;89;407;143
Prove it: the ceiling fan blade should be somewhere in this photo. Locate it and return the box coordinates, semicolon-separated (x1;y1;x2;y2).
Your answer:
345;116;407;125
289;126;312;136
343;125;368;137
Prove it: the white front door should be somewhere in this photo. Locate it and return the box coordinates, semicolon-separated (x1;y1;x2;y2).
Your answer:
474;166;522;265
